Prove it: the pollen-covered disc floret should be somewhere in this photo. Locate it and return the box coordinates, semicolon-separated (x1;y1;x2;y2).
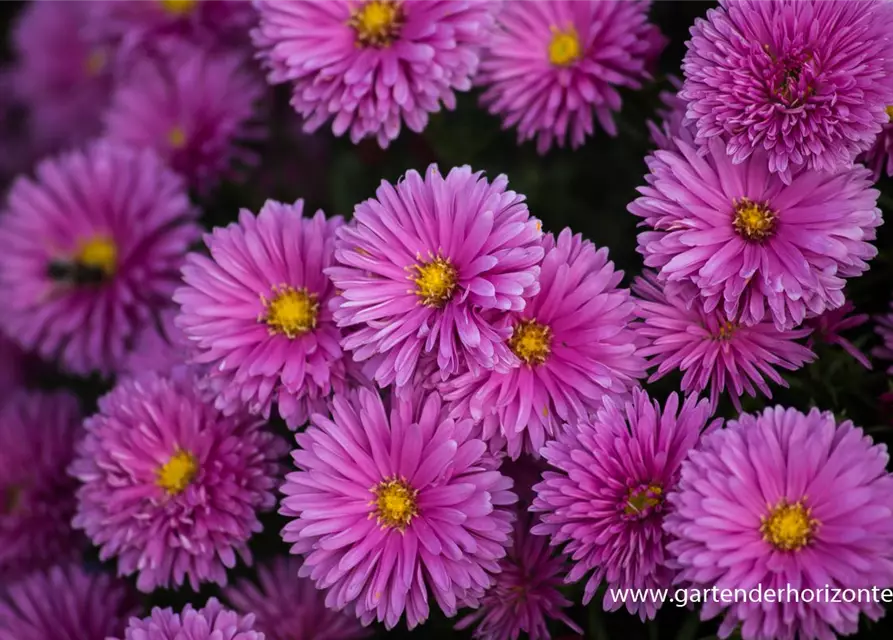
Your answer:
664;406;893;640
71;373;286;592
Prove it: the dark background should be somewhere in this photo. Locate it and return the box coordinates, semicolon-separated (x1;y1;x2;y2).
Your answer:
2;1;892;638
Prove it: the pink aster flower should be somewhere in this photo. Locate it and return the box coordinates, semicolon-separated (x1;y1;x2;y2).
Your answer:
103;40;265;191
862;111;893;179
0;141;199;377
442;228;645;459
280;388;516;630
633;272;815;411
873;299;893;373
328;164;543;390
0;564;137;640
119;307;192;380
114;598;261;640
477;0;664;153
629;137;882;331
664;406;893;640
223;557;370;640
1;391;83;581
175;200;348;429
805;301;871;370
682;0;893;183
252;0;495;148
71;372;286;592
532;389;719;620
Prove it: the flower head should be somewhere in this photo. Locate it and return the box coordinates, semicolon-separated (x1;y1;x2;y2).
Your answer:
0;141;199;376
252;0;495;148
328;164;543;390
805;301;871;369
0;564;137;640
114;598;261;640
71;373;286;592
223;557;370;640
443;228;645;458
633;272;814;411
176;200;347;429
1;391;83;580
280;388;516;630
532;389;718;620
477;0;663;153
629;137;881;331
682;0;893;183
664;406;893;640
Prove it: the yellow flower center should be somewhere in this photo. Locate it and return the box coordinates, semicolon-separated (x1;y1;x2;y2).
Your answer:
623;484;663;517
371;477;418;531
75;236;118;277
886;105;893;122
761;500;817;551
350;0;404;48
716;320;737;340
548;25;582;67
2;484;24;515
509;319;552;366
733;197;777;242
85;49;108;77
156;450;199;495
410;255;458;308
159;0;198;16
260;285;319;339
168;126;187;149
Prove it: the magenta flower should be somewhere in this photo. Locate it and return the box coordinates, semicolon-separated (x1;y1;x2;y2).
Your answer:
119;307;192;380
71;373;286;592
252;0;495;148
1;391;83;581
664;406;893;640
224;558;370;640
0;141;199;377
682;0;893;183
532;389;718;620
862;112;893;179
175;200;348;429
328;164;543;390
114;598;261;640
874;299;893;373
280;388;516;630
103;40;264;191
0;564;137;640
633;272;814;411
629;137;882;331
443;228;645;459
477;0;663;153
805;301;871;370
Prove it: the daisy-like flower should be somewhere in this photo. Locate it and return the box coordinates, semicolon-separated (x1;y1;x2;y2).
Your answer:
175;200;347;429
71;372;286;592
532;389;718;620
629;137;882;331
103;40;265;191
223;557;370;640
0;141;199;377
805;301;871;369
862;109;893;179
443;228;645;459
873;299;893;373
114;598;261;640
477;0;664;153
682;0;893;183
633;272;814;411
0;564;137;640
1;391;83;580
328;164;543;390
280;388;516;630
251;0;496;148
119;307;191;380
664;406;893;640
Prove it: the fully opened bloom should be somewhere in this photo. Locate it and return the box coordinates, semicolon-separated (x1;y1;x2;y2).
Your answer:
0;564;137;640
629;137;882;331
114;598;261;640
252;0;495;148
280;389;516;630
176;201;347;429
633;273;814;411
0;391;83;580
104;40;264;190
664;406;893;640
328;165;543;390
477;0;663;153
224;558;370;640
0;141;199;376
443;229;645;458
71;373;286;592
682;0;893;183
532;389;718;620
